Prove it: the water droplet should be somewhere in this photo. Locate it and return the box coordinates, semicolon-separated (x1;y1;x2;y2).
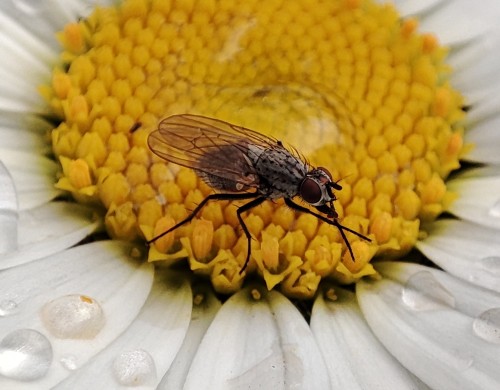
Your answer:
467;257;500;287
0;300;18;316
448;350;474;371
0;329;53;381
473;308;500;344
474;257;500;276
112;349;157;386
41;294;105;339
489;200;500;218
60;354;78;371
401;271;455;311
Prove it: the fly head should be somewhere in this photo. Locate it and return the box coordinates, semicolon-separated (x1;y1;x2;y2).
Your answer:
299;166;341;219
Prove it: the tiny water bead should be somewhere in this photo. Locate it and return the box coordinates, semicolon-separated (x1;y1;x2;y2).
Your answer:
0;329;53;381
488;199;500;218
447;350;474;372
0;299;18;317
112;349;157;386
475;257;500;276
472;308;500;344
40;294;105;339
401;271;456;311
467;256;500;285
60;354;79;371
44;0;465;297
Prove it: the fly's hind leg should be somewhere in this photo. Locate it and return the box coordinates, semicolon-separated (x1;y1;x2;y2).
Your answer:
147;192;260;245
235;196;267;274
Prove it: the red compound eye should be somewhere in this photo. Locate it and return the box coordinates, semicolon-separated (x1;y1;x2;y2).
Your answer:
300;178;322;204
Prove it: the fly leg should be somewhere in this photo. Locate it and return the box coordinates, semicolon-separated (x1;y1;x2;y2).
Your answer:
284;198;371;262
147;192;260;245
235;196;267;274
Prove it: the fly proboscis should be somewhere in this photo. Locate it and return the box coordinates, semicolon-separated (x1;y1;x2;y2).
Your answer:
147;114;371;274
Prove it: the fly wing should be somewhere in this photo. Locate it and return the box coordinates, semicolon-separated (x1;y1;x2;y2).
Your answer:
148;114;281;191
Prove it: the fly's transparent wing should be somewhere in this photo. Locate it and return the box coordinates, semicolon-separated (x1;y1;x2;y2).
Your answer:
148;114;285;192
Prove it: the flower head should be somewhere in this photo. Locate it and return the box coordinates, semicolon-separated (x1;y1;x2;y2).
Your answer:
43;0;463;298
2;0;500;388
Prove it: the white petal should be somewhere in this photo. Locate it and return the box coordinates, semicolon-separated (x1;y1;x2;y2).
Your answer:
0;202;101;270
0;121;50;154
158;284;222;389
311;287;427;389
0;160;18;253
0;241;154;389
449;27;500;102
0;76;46;114
416;0;500;46
417;219;500;292
0;0;114;116
0;150;61;210
463;85;500;128
463;100;500;164
0;9;55;72
184;287;330;390
54;270;192;390
0;0;113;43
388;0;447;18
448;166;500;180
358;262;500;390
447;173;500;229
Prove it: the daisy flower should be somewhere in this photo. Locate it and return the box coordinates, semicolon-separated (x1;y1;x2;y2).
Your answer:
1;0;500;388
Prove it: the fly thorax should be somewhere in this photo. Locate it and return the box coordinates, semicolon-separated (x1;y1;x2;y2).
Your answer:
248;145;308;198
246;144;265;164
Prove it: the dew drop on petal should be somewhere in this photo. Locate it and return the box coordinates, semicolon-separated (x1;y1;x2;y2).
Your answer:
112;349;157;386
448;349;474;371
472;308;500;344
60;354;78;371
0;300;18;317
401;271;456;311
488;200;500;218
40;294;105;339
467;257;500;284
0;329;53;381
474;257;500;276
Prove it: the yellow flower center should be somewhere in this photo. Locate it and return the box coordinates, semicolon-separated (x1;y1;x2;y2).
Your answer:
42;0;464;299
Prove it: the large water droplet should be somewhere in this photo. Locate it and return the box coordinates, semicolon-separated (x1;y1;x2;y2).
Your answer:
488;199;500;218
401;271;456;311
0;299;18;317
472;308;500;344
41;294;105;339
112;349;157;386
0;329;53;381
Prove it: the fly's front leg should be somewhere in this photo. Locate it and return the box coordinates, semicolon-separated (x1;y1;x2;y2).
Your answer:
284;198;371;262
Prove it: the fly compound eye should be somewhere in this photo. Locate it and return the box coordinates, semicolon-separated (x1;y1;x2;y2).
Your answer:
300;178;322;204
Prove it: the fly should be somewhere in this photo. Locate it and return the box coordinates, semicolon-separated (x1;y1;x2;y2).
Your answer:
147;114;371;274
